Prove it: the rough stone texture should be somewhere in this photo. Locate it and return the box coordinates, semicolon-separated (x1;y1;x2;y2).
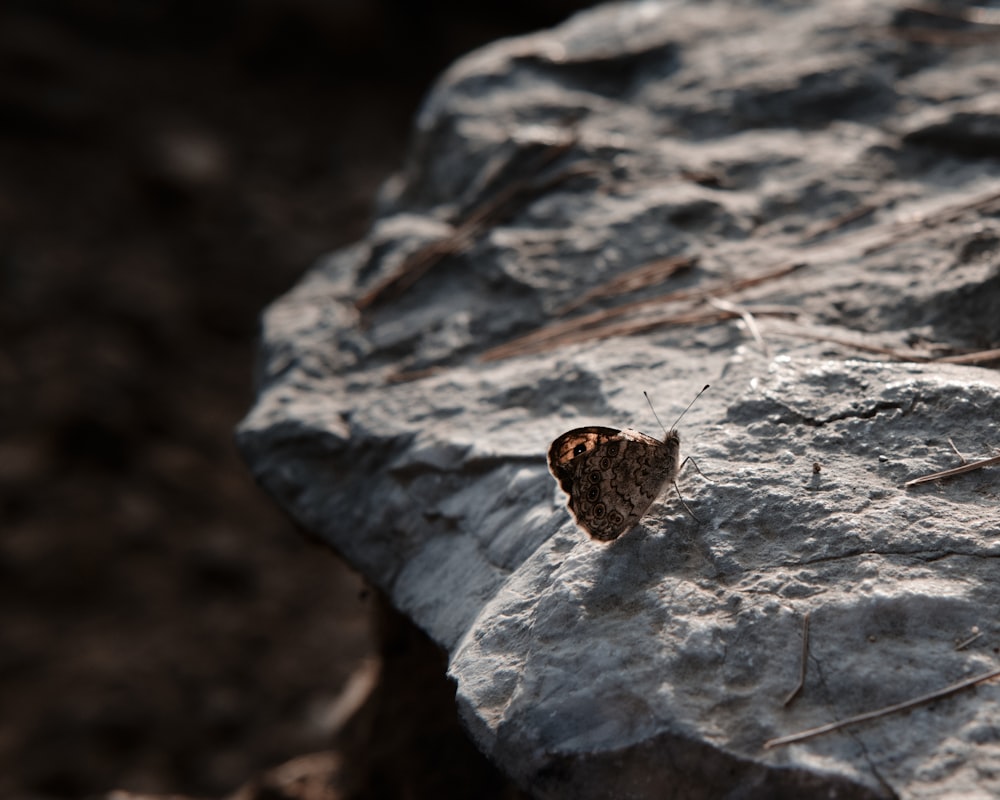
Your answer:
238;1;1000;797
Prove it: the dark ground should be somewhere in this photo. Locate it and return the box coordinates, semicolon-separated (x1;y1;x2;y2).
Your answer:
0;3;588;798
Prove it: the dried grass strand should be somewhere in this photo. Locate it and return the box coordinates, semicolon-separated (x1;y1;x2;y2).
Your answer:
764;665;1000;749
482;262;805;362
904;454;1000;487
356;139;586;311
782;612;811;707
555;255;697;315
708;296;769;357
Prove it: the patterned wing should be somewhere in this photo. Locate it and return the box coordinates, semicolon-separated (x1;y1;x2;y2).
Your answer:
547;426;621;495
548;427;681;541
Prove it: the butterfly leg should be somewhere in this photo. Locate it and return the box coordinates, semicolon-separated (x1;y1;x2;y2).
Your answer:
672;480;702;524
679;455;713;482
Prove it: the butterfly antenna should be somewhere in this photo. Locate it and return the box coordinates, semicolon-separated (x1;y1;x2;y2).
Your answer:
645;384;710;435
644;391;669;437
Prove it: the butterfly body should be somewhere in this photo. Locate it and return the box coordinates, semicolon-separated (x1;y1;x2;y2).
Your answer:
547;426;681;541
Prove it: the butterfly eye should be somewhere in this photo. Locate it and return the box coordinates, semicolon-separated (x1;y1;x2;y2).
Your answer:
573;443;587;456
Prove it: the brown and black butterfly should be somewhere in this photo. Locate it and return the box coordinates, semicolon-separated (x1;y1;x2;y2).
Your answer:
547;386;708;541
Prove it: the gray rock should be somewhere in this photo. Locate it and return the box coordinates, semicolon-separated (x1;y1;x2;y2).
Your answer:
238;1;1000;797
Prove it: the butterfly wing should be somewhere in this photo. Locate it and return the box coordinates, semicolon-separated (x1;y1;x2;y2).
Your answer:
547;426;621;496
547;427;681;541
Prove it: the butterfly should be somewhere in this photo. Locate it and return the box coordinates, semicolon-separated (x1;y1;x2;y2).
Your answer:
547;386;708;541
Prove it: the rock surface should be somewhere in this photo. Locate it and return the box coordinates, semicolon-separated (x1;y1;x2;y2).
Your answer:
238;1;1000;797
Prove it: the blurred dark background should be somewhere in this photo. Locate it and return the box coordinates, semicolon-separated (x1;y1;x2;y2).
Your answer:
0;2;592;797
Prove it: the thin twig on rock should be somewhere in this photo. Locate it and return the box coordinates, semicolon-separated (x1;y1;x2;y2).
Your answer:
904;454;1000;487
555;254;697;315
934;348;1000;365
955;630;982;651
947;438;966;464
481;305;797;362
783;612;811;707
765;322;935;362
766;321;1000;366
862;188;1000;255
764;664;1000;749
481;262;805;362
708;296;769;357
355;138;590;311
801;204;877;242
